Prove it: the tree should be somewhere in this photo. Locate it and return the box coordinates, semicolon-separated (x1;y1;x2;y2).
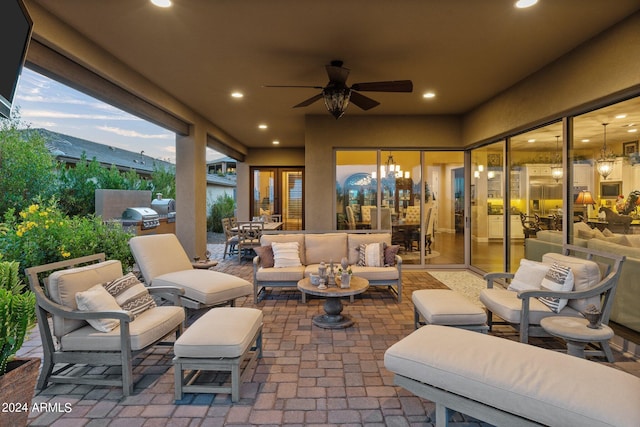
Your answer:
0;117;57;217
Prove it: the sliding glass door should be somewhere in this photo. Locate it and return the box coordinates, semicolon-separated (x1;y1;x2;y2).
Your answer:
250;167;304;230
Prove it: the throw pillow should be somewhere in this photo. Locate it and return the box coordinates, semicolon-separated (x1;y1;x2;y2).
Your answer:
507;259;550;292
538;263;574;313
602;228;614;237
254;245;274;268
357;242;385;267
384;244;400;266
577;228;595;239
271;241;302;268
102;272;157;318
75;284;123;332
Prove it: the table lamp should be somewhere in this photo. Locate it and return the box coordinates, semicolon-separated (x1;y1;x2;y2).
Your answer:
575;190;595;219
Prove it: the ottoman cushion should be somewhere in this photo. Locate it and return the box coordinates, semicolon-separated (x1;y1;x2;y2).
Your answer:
413;289;486;325
175;307;262;358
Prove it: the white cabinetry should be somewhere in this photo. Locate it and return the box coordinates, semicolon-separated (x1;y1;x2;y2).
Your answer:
511;215;524;239
605;158;624;182
488;215;524;239
573;163;594;189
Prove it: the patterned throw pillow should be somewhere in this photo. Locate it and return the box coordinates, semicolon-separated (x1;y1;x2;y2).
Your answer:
357;242;385;267
254;245;274;268
75;284;123;332
538;263;574;313
102;272;157;318
271;241;302;268
384;244;400;266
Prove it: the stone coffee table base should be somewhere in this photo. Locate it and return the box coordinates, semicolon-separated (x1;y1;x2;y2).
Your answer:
297;276;369;329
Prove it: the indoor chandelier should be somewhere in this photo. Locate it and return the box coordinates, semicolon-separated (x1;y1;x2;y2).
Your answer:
596;123;615;180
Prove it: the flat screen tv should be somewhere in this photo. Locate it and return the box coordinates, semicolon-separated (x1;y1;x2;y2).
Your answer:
0;0;33;119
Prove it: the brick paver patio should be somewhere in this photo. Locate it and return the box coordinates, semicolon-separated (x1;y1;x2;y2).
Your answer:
18;243;639;426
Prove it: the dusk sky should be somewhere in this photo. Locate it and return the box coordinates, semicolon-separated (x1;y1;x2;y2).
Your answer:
13;67;222;163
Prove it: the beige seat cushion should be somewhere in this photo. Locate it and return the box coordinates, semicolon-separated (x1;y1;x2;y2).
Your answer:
384;325;640;427
413;289;486;325
47;260;124;337
175;307;262;358
349;265;399;281
60;306;185;351
304;233;348;265
256;266;305;282
479;288;582;324
152;270;252;305
129;234;194;283
260;234;307;264
542;252;601;312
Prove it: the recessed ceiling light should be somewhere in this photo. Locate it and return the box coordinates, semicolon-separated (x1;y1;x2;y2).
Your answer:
150;0;172;7
629;129;638;133
272;140;280;145
422;92;436;99
615;114;627;119
582;139;590;143
231;92;244;99
258;124;268;130
527;139;536;143
515;0;538;8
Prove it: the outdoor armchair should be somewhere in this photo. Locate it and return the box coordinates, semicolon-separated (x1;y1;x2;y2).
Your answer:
25;253;185;396
480;244;625;359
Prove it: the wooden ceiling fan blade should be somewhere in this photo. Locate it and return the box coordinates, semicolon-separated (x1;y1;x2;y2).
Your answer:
351;80;413;92
350;91;380;111
264;85;324;89
293;93;324;108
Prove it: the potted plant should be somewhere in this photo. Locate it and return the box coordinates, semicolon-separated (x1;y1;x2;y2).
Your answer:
0;259;39;426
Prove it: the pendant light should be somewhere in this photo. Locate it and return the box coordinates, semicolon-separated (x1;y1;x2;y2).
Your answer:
550;135;563;182
596;123;615;180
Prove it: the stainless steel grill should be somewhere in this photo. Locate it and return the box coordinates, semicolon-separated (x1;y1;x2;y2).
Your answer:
151;196;176;223
121;207;160;230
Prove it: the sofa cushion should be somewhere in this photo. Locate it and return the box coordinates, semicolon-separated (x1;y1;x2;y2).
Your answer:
507;259;550;292
347;233;392;265
538;263;574;313
272;241;302;268
358;242;385;267
75;284;123;332
542;252;602;312
261;233;306;264
305;233;347;265
350;265;399;281
623;234;640;248
47;260;124;337
102;272;157;318
256;266;305;282
254;245;274;268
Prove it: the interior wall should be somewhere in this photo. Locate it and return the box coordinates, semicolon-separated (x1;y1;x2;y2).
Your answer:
305;115;462;230
463;10;640;146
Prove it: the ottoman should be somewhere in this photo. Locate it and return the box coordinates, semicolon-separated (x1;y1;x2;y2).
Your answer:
412;289;488;332
173;307;263;402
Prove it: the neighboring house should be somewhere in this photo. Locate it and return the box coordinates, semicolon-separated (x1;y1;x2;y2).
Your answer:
23;129;237;207
28;128;174;179
206;157;237;209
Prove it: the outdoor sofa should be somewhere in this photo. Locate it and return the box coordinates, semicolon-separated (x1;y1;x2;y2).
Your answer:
253;231;402;302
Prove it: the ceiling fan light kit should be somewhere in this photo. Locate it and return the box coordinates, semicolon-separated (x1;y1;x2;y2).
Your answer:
267;60;413;119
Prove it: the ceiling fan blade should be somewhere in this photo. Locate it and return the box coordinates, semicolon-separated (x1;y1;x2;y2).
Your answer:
350;91;380;111
351;80;413;92
325;63;350;84
293;93;324;108
264;85;324;89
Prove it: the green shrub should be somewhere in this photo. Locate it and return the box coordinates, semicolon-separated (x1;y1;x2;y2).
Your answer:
0;199;134;278
207;193;235;233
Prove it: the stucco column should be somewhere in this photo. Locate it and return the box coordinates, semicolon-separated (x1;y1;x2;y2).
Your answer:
176;123;207;259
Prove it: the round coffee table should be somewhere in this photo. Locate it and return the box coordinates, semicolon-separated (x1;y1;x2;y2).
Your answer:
297;276;369;329
540;316;614;361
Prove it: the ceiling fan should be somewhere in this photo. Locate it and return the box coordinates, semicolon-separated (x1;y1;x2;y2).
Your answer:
265;60;413;119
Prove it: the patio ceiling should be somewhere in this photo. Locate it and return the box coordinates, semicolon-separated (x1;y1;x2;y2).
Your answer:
29;0;640;151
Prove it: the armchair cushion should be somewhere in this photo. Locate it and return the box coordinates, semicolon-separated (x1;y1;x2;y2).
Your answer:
538;263;574;313
507;259;550;292
153;269;252;306
542;253;601;312
48;259;124;337
75;284;123;332
103;272;156;318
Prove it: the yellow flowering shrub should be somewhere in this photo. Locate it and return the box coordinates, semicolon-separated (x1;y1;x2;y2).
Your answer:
1;199;134;278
